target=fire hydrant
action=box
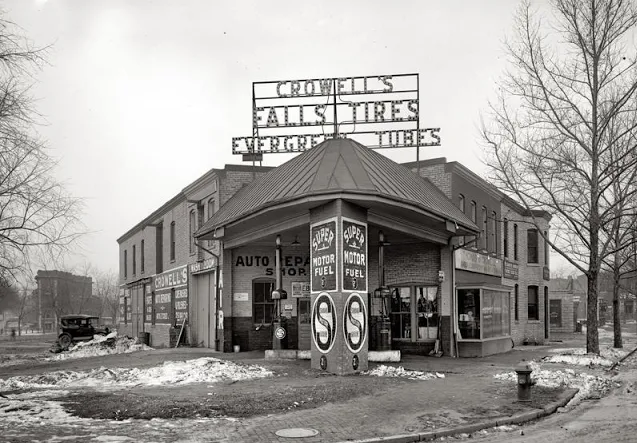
[515,363,534,402]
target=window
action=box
[514,284,519,321]
[458,195,465,245]
[490,211,497,254]
[124,250,128,278]
[170,221,176,261]
[513,224,518,260]
[253,279,276,324]
[481,206,488,250]
[189,209,196,254]
[458,287,511,340]
[170,288,176,326]
[390,285,439,341]
[544,231,549,265]
[503,218,509,258]
[141,240,145,274]
[151,291,156,325]
[132,244,136,275]
[527,229,539,263]
[208,198,216,220]
[528,285,539,320]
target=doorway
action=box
[298,298,311,350]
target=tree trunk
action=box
[586,269,600,354]
[613,268,623,348]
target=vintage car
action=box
[57,314,111,350]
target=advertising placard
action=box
[342,218,367,292]
[312,292,337,354]
[310,219,337,292]
[153,265,188,325]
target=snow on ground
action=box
[0,357,273,391]
[364,365,445,380]
[544,345,629,366]
[494,361,615,407]
[0,390,76,424]
[47,332,153,361]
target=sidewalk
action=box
[200,336,589,443]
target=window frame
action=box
[252,278,276,325]
[543,230,549,265]
[528,285,539,320]
[514,284,519,321]
[189,209,196,255]
[513,224,518,260]
[124,249,128,279]
[132,244,136,276]
[390,285,440,342]
[503,218,509,258]
[527,229,539,264]
[141,240,145,274]
[490,211,497,254]
[481,206,488,250]
[170,221,176,261]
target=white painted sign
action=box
[233,292,249,302]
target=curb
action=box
[608,345,637,372]
[339,388,579,443]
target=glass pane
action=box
[254,304,265,323]
[264,305,273,324]
[254,283,265,303]
[458,289,480,339]
[299,299,311,324]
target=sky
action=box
[5,0,570,275]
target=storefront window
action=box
[458,287,511,340]
[391,287,411,339]
[458,289,480,339]
[253,279,275,324]
[391,285,439,341]
[417,286,439,340]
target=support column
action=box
[310,200,369,375]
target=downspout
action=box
[450,240,458,358]
[194,239,221,350]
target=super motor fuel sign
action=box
[342,218,367,292]
[310,219,337,292]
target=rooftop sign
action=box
[232,73,440,156]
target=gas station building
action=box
[117,138,551,365]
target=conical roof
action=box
[197,138,477,236]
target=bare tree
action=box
[0,14,84,282]
[93,269,119,323]
[481,0,637,354]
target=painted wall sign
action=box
[174,288,188,323]
[503,260,519,280]
[232,73,441,155]
[312,292,337,354]
[310,219,337,292]
[454,249,502,277]
[154,265,188,290]
[145,293,153,323]
[291,282,311,298]
[342,219,367,292]
[343,293,367,354]
[233,292,249,302]
[234,255,309,276]
[189,257,217,274]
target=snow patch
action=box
[0,357,273,391]
[364,365,445,380]
[494,361,614,407]
[48,332,153,361]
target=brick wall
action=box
[501,202,551,345]
[409,163,451,197]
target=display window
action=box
[457,286,510,340]
[390,285,439,341]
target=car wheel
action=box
[58,333,73,350]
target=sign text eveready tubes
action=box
[232,73,441,154]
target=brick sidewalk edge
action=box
[340,388,579,443]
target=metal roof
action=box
[196,138,478,237]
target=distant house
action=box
[548,277,576,332]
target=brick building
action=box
[118,142,552,358]
[35,270,94,332]
[116,164,272,348]
[405,158,551,355]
